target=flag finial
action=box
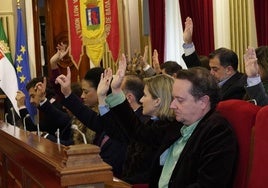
[17,0,21,8]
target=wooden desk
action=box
[0,94,6,120]
[0,123,129,187]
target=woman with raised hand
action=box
[97,54,177,184]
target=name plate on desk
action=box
[0,122,113,188]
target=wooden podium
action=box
[0,122,131,188]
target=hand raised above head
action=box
[111,54,127,93]
[16,90,26,108]
[55,66,72,97]
[97,68,113,99]
[183,17,193,44]
[152,49,161,74]
[35,77,47,100]
[50,42,70,70]
[244,47,259,78]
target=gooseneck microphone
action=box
[56,128,60,145]
[71,124,87,144]
[23,114,30,132]
[4,113,8,125]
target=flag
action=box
[14,7,36,120]
[66,0,83,69]
[0,20,19,115]
[104,0,120,62]
[80,0,106,66]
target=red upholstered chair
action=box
[248,105,268,188]
[217,99,261,188]
[132,184,149,188]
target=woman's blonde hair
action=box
[143,74,175,121]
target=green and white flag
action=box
[0,21,19,116]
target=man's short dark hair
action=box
[160,61,182,76]
[176,67,220,109]
[209,48,238,71]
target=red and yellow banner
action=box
[104,0,120,62]
[66,0,120,67]
[80,0,105,66]
[66,0,83,69]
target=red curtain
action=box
[179,0,214,56]
[254,0,268,46]
[148,0,165,64]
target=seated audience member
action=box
[182,17,246,100]
[160,61,182,77]
[65,82,96,144]
[49,42,70,101]
[16,77,73,145]
[121,74,150,123]
[140,46,182,77]
[55,67,127,177]
[97,59,176,184]
[199,55,210,70]
[244,46,268,106]
[99,57,238,187]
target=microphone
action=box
[10,107,16,133]
[56,128,60,145]
[34,111,40,137]
[23,114,30,132]
[4,113,8,125]
[71,124,87,144]
[10,107,16,125]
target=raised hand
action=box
[55,66,72,96]
[16,90,26,108]
[97,68,113,105]
[111,54,127,93]
[152,49,161,74]
[50,42,70,69]
[140,45,149,68]
[35,77,47,101]
[244,47,259,78]
[183,17,193,44]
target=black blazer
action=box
[182,52,246,101]
[19,100,73,145]
[62,93,127,177]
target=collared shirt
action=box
[247,75,261,87]
[158,120,199,188]
[182,42,196,56]
[218,77,230,87]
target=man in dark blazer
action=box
[182,17,246,101]
[16,77,73,145]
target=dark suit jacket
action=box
[220,72,247,101]
[19,100,73,145]
[62,93,127,177]
[182,52,247,101]
[108,100,238,188]
[246,82,268,106]
[101,104,164,184]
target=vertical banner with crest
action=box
[66,0,83,69]
[80,0,105,66]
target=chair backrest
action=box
[217,99,261,188]
[248,105,268,188]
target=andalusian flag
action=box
[0,21,20,116]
